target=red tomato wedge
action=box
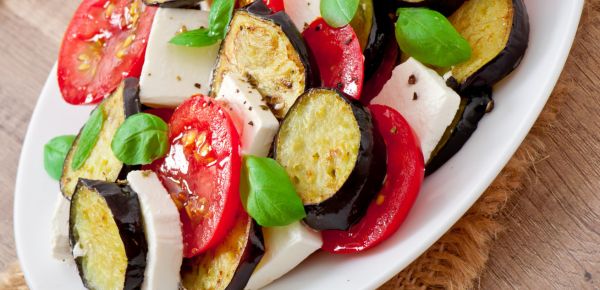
[152,95,242,257]
[58,0,157,105]
[322,105,424,253]
[302,18,364,99]
[263,0,284,12]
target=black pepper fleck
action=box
[248,121,254,126]
[194,83,202,89]
[412,92,418,100]
[236,89,240,93]
[249,106,253,111]
[408,74,417,85]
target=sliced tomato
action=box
[152,95,242,258]
[302,18,364,99]
[263,0,284,12]
[58,0,157,105]
[322,105,424,253]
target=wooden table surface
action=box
[1,0,599,289]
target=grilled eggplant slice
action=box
[181,215,265,290]
[448,0,529,91]
[395,0,466,15]
[69,179,147,290]
[274,88,386,230]
[363,0,394,80]
[60,79,141,199]
[210,0,316,119]
[142,0,201,8]
[427,87,493,174]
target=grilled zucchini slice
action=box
[210,0,316,119]
[274,88,386,230]
[449,0,529,91]
[69,179,147,290]
[182,215,265,290]
[60,78,141,199]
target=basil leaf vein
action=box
[241,156,306,227]
[321,0,360,28]
[111,113,169,165]
[44,135,76,180]
[71,106,104,170]
[395,8,471,67]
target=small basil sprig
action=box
[111,113,169,165]
[240,156,306,227]
[72,105,105,170]
[44,135,76,180]
[169,0,234,47]
[395,8,471,67]
[321,0,359,28]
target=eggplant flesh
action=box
[60,78,141,199]
[426,87,493,174]
[210,0,316,119]
[448,0,529,92]
[69,179,147,290]
[142,0,201,8]
[274,88,386,231]
[394,0,466,16]
[181,216,265,290]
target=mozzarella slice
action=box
[283,0,321,32]
[140,8,220,108]
[245,223,322,290]
[50,193,71,261]
[127,171,183,290]
[371,57,461,162]
[215,73,279,157]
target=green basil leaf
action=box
[111,113,169,165]
[44,135,76,180]
[169,28,221,47]
[71,106,104,170]
[240,156,306,227]
[209,0,235,37]
[395,8,471,67]
[321,0,360,28]
[168,0,234,47]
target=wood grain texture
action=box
[0,1,599,289]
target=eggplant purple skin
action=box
[118,78,143,180]
[275,89,387,231]
[240,0,320,90]
[451,0,530,92]
[69,179,148,290]
[426,87,493,175]
[225,220,265,290]
[363,0,394,81]
[394,0,466,16]
[142,0,201,8]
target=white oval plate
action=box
[14,1,583,289]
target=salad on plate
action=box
[42,0,529,289]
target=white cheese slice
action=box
[371,57,461,162]
[140,8,220,108]
[215,73,279,157]
[245,222,322,290]
[283,0,321,32]
[127,171,183,290]
[50,193,71,261]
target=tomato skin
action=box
[302,18,364,99]
[321,105,424,253]
[58,0,157,105]
[263,0,284,12]
[153,95,242,257]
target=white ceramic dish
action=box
[14,0,584,289]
